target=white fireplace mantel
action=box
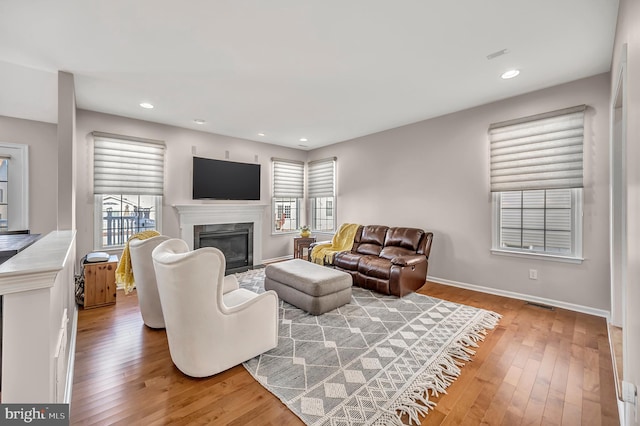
[173,204,267,265]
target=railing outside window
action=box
[97,194,160,249]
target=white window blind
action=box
[489,105,586,192]
[93,133,165,195]
[272,158,304,197]
[308,157,336,198]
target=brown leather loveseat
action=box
[333,225,433,297]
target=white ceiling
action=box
[0,1,619,150]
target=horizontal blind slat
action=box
[490,135,583,156]
[491,152,583,171]
[491,178,583,192]
[492,161,583,178]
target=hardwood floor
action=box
[71,282,619,425]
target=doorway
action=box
[610,44,627,411]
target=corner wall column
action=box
[57,71,76,231]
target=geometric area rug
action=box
[238,268,501,426]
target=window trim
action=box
[491,189,583,263]
[0,142,29,231]
[93,194,163,251]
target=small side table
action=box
[83,254,118,309]
[294,237,316,260]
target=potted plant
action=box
[299,225,311,237]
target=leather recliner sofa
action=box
[333,225,433,297]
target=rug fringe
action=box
[373,310,502,426]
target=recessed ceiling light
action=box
[193,119,206,124]
[139,102,154,109]
[501,69,520,79]
[258,133,265,136]
[299,138,308,142]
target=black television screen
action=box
[192,157,261,200]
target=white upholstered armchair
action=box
[130,235,243,329]
[129,235,171,328]
[151,238,279,377]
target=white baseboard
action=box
[427,275,610,320]
[262,255,293,264]
[64,307,78,404]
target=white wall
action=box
[74,110,307,262]
[611,0,640,423]
[0,115,58,234]
[310,73,611,313]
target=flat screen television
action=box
[192,157,261,200]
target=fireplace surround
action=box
[174,204,266,270]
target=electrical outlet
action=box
[623,381,637,403]
[622,381,638,421]
[529,269,538,280]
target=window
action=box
[93,133,165,250]
[310,197,334,232]
[490,106,585,260]
[273,198,299,231]
[308,157,336,232]
[272,159,303,233]
[0,158,8,231]
[0,142,28,231]
[97,195,160,247]
[496,189,581,256]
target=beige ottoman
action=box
[264,259,352,315]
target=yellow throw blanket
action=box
[115,230,161,294]
[310,223,360,265]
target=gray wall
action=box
[57,71,77,230]
[611,0,640,423]
[74,109,307,263]
[2,73,613,316]
[310,73,611,313]
[0,115,58,234]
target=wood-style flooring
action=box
[71,281,619,425]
